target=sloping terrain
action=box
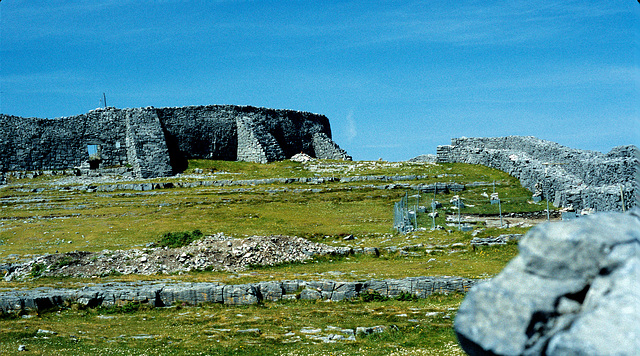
[0,159,549,355]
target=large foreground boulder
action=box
[455,209,640,355]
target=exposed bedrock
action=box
[0,105,351,178]
[454,209,640,355]
[437,136,638,212]
[0,276,477,314]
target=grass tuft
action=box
[158,229,203,248]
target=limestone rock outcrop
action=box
[0,105,351,178]
[454,209,640,355]
[0,276,477,314]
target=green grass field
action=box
[0,160,550,355]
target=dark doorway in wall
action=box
[87,144,101,169]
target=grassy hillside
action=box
[0,159,550,355]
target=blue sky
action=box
[1,0,638,161]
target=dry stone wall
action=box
[0,105,351,178]
[0,108,129,172]
[124,109,173,178]
[236,116,286,163]
[437,136,638,212]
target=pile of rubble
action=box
[3,234,351,281]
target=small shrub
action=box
[29,263,46,278]
[158,229,203,248]
[395,292,419,302]
[360,290,389,302]
[54,255,77,268]
[99,301,146,314]
[101,269,122,277]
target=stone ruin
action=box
[437,136,638,212]
[0,105,351,179]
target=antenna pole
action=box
[103,93,107,108]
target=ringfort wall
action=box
[437,136,639,212]
[0,105,351,178]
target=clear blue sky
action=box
[1,1,638,161]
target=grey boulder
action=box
[454,209,640,355]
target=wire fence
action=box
[392,185,546,234]
[393,192,414,234]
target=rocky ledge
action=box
[454,209,640,355]
[0,276,477,315]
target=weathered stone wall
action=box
[124,108,173,178]
[312,132,351,161]
[437,136,639,212]
[155,106,238,171]
[236,115,286,163]
[0,108,129,172]
[0,105,351,178]
[155,105,350,164]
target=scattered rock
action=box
[236,328,261,334]
[37,329,57,335]
[469,234,523,246]
[407,154,437,163]
[3,233,352,280]
[300,328,322,334]
[290,153,315,163]
[356,325,389,336]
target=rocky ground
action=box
[3,234,351,280]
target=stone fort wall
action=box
[437,136,639,212]
[0,105,351,178]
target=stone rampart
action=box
[124,109,173,178]
[0,105,351,178]
[0,109,129,173]
[0,276,476,314]
[437,136,638,212]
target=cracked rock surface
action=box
[454,209,640,355]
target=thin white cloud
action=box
[307,0,631,49]
[3,0,631,56]
[0,70,92,94]
[346,110,357,142]
[481,65,640,91]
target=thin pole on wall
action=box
[103,93,107,108]
[415,193,419,229]
[431,199,436,230]
[458,197,461,230]
[541,162,567,222]
[546,192,550,222]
